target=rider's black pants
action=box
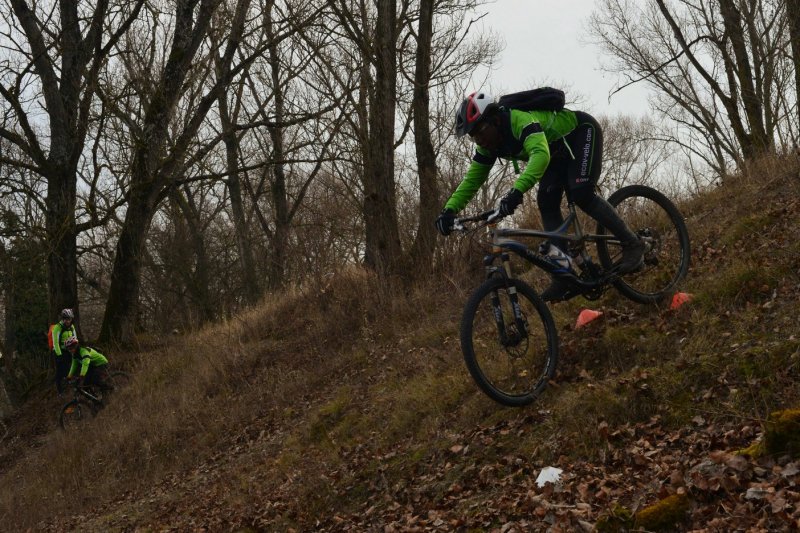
[53,352,70,394]
[537,111,637,250]
[537,111,602,235]
[84,365,111,390]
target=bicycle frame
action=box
[459,201,623,297]
[73,384,103,405]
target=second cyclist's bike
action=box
[59,369,131,430]
[456,185,690,406]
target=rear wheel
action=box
[102,371,131,404]
[59,398,97,431]
[460,277,559,406]
[596,185,691,304]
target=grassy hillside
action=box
[2,155,800,531]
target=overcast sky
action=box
[469,0,652,117]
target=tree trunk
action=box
[363,0,402,276]
[6,0,145,326]
[409,0,438,271]
[266,4,289,289]
[10,0,91,324]
[170,187,215,323]
[787,0,800,137]
[45,167,79,323]
[1,242,13,373]
[219,86,261,303]
[99,62,179,342]
[717,0,772,156]
[99,181,161,342]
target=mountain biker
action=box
[51,308,78,394]
[65,337,110,391]
[435,91,645,301]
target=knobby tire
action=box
[461,277,558,407]
[596,185,691,304]
[59,398,97,431]
[103,371,131,403]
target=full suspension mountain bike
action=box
[456,184,690,407]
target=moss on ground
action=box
[634,493,691,531]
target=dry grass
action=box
[0,266,486,529]
[1,155,800,531]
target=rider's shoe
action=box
[541,277,571,302]
[616,238,645,273]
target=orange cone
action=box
[575,309,603,328]
[670,292,693,310]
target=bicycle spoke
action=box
[597,185,690,303]
[473,292,546,394]
[60,399,94,431]
[462,278,558,406]
[103,371,131,404]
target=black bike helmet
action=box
[454,91,498,137]
[61,308,74,320]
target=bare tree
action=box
[787,0,800,132]
[590,0,793,175]
[99,0,254,342]
[216,41,262,304]
[658,0,771,157]
[326,0,500,276]
[402,0,500,270]
[212,0,340,299]
[0,0,144,323]
[407,0,438,270]
[367,0,403,275]
[167,185,219,323]
[262,1,301,288]
[327,0,403,277]
[225,1,347,290]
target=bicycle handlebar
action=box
[453,208,504,231]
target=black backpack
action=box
[497,87,565,112]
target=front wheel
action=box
[59,398,97,431]
[596,185,691,304]
[460,277,559,407]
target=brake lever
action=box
[486,208,503,224]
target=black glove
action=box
[499,188,523,216]
[435,209,456,236]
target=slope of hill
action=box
[2,156,800,531]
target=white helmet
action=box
[454,91,498,137]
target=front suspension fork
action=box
[486,251,528,346]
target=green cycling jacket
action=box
[444,108,578,213]
[51,321,78,357]
[68,347,109,378]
